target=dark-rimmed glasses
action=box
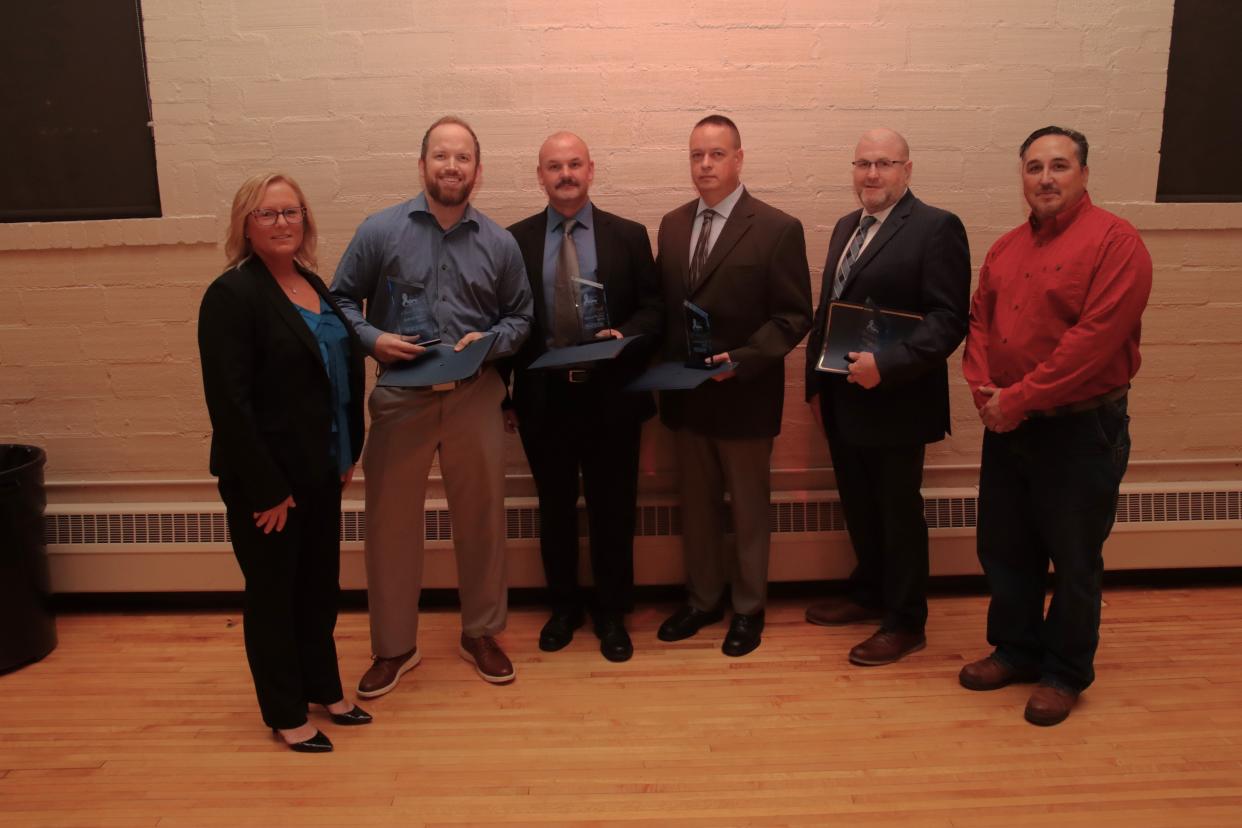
[250,207,306,226]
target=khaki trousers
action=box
[674,430,774,615]
[362,370,508,657]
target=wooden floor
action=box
[2,587,1241,827]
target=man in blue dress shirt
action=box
[331,116,534,694]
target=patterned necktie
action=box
[552,218,582,346]
[688,208,717,290]
[832,214,878,299]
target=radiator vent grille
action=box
[43,489,1241,546]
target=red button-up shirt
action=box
[963,193,1152,421]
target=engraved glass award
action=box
[386,278,441,346]
[683,300,714,369]
[573,274,610,341]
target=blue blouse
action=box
[297,299,353,475]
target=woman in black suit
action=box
[198,173,370,752]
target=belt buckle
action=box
[430,381,456,392]
[567,368,590,384]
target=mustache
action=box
[555,177,579,188]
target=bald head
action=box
[852,128,912,214]
[537,131,594,217]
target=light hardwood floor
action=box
[2,587,1240,827]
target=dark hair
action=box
[693,114,742,148]
[420,115,481,162]
[1020,126,1088,166]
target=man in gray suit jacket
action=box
[804,128,971,666]
[655,115,813,657]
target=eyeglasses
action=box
[250,207,306,226]
[851,159,908,171]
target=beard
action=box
[425,171,476,207]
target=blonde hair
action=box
[224,173,319,271]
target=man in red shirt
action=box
[961,126,1152,726]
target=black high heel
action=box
[272,727,334,753]
[328,704,373,726]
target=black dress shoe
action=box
[272,728,333,753]
[328,704,373,726]
[722,611,765,657]
[594,615,634,663]
[657,605,724,642]
[539,608,585,652]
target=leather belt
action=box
[409,369,483,393]
[1027,385,1128,419]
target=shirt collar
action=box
[409,192,479,231]
[547,200,593,234]
[1029,191,1092,239]
[696,183,745,220]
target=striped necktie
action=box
[832,214,878,299]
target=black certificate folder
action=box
[377,332,497,388]
[816,301,924,374]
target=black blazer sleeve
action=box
[198,275,291,511]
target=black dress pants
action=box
[518,376,642,616]
[220,476,345,730]
[823,408,929,633]
[976,396,1130,693]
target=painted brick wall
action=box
[2,0,1237,493]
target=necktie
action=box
[832,214,878,299]
[688,208,717,290]
[553,218,581,346]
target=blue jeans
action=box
[976,396,1130,692]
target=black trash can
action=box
[0,445,57,672]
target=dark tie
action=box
[688,208,717,290]
[552,218,582,346]
[832,214,878,299]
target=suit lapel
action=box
[839,190,915,299]
[253,258,324,368]
[690,191,753,297]
[520,212,551,334]
[667,202,695,298]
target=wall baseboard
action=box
[43,483,1242,592]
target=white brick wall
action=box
[2,0,1237,489]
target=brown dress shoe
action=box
[1024,684,1079,726]
[848,628,926,666]
[958,654,1041,691]
[805,598,881,627]
[459,634,516,684]
[357,648,420,699]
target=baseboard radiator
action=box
[43,488,1242,592]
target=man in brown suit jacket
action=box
[654,115,813,657]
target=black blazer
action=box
[504,205,663,425]
[198,257,366,511]
[656,189,813,439]
[805,189,971,447]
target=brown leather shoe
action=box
[805,597,881,627]
[1024,684,1079,726]
[958,654,1041,691]
[848,628,926,666]
[459,634,516,684]
[357,647,420,699]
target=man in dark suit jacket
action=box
[654,115,812,657]
[804,128,971,666]
[505,131,662,662]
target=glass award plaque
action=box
[683,299,714,369]
[573,276,610,341]
[386,278,441,346]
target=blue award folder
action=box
[377,332,497,388]
[527,335,645,371]
[624,360,738,392]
